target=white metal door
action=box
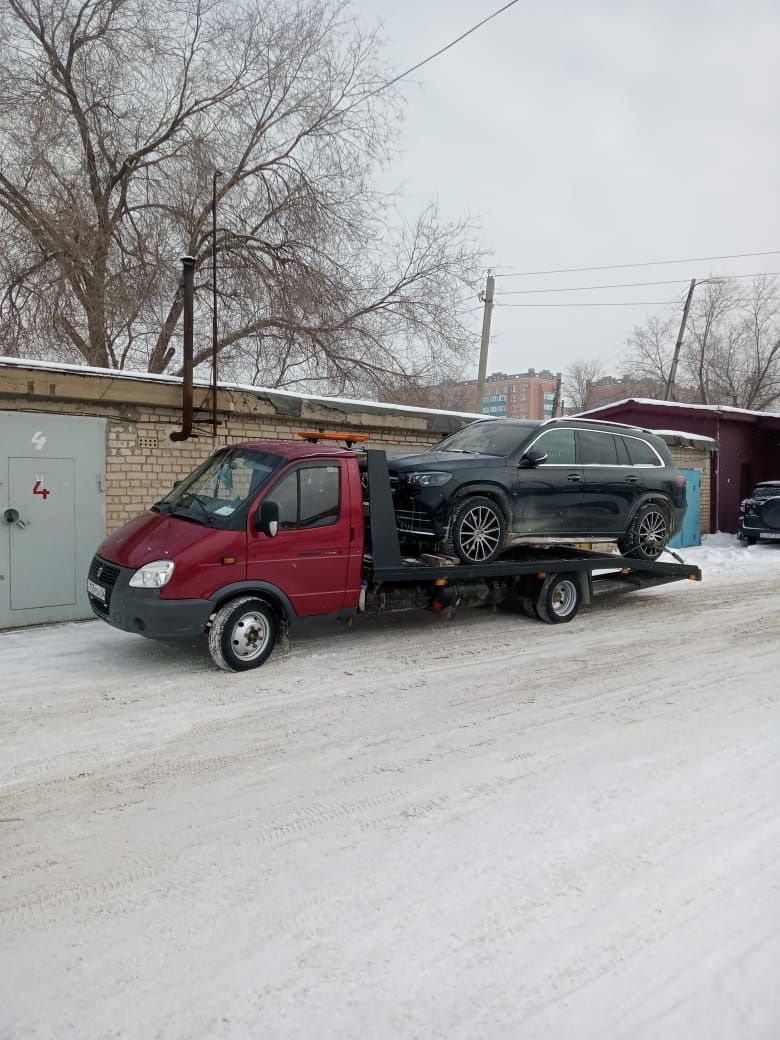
[8,458,76,609]
[0,411,105,628]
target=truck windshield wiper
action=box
[177,495,217,526]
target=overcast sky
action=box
[360,0,780,379]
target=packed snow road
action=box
[1,539,779,1039]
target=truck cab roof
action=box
[234,440,356,460]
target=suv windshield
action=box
[432,421,539,456]
[154,448,282,526]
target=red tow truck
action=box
[88,437,702,671]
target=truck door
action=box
[247,459,351,616]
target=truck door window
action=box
[270,464,341,530]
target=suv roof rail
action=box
[543,415,648,434]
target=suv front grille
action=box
[394,505,436,536]
[88,555,120,616]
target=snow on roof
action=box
[652,429,718,449]
[579,397,780,421]
[0,355,485,422]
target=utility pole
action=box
[552,371,562,417]
[474,270,494,413]
[665,278,696,401]
[211,169,223,442]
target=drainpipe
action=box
[170,255,196,442]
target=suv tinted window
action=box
[624,436,662,467]
[271,464,341,529]
[578,429,618,465]
[535,429,576,465]
[615,436,632,465]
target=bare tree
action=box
[681,280,742,403]
[0,0,483,393]
[620,277,780,408]
[708,276,780,409]
[562,357,604,411]
[622,314,677,397]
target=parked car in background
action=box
[737,481,780,544]
[382,417,687,564]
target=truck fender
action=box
[208,581,299,625]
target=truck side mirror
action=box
[256,499,280,537]
[519,448,548,468]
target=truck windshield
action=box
[153,448,283,526]
[432,420,539,456]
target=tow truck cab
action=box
[88,441,366,641]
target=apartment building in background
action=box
[479,369,560,420]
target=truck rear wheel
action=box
[535,573,581,624]
[208,596,278,672]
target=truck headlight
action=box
[129,560,175,588]
[408,471,453,487]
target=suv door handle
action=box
[567,473,582,483]
[626,476,639,484]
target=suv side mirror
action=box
[519,448,548,468]
[256,499,280,537]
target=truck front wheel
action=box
[208,596,278,672]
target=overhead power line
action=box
[494,270,780,296]
[348,0,521,111]
[495,297,775,308]
[493,250,780,279]
[495,301,674,308]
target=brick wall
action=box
[0,364,472,532]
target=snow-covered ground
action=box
[1,536,779,1039]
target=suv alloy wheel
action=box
[618,502,669,560]
[445,496,506,564]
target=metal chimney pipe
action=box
[170,255,196,442]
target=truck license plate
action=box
[760,532,780,540]
[87,579,106,602]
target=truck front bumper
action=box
[89,559,213,639]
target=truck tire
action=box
[444,496,506,564]
[617,502,668,561]
[535,573,581,624]
[208,596,278,672]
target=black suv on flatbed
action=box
[383,417,687,564]
[738,481,780,544]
